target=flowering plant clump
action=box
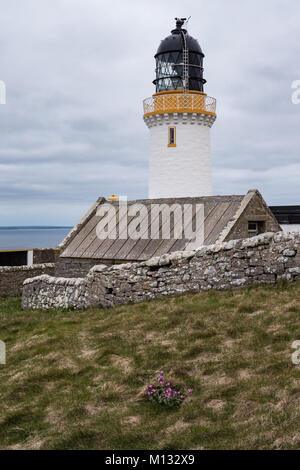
[145,371,193,408]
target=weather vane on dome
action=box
[175,18,186,29]
[175,17,191,30]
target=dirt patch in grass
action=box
[233,401,258,420]
[205,399,226,410]
[84,404,104,416]
[110,355,132,373]
[122,416,141,426]
[238,370,252,380]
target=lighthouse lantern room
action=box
[143,18,217,199]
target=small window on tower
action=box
[168,127,176,147]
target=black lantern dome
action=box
[153,18,206,93]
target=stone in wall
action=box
[22,232,300,310]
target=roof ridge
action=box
[58,197,105,252]
[215,190,257,244]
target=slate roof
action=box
[58,193,256,262]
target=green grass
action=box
[0,281,299,450]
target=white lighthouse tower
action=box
[143,18,217,199]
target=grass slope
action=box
[0,281,299,450]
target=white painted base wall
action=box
[281,224,300,232]
[27,250,33,266]
[146,114,214,199]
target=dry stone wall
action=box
[0,264,55,298]
[22,232,300,310]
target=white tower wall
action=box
[145,112,216,199]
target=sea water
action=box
[0,227,72,251]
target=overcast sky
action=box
[0,0,299,226]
